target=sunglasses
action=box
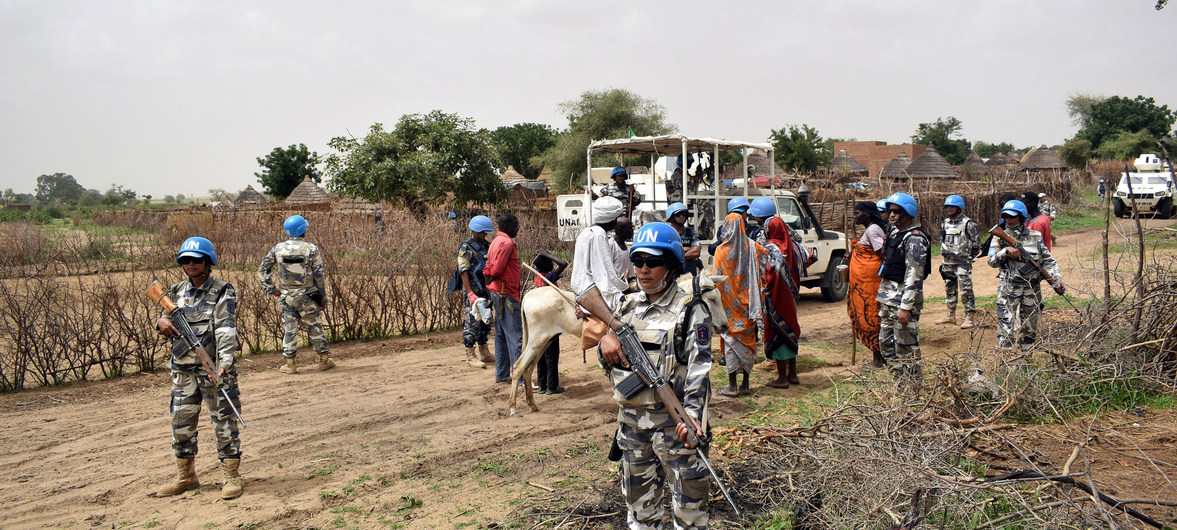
[178,256,205,265]
[887,208,904,216]
[631,256,666,269]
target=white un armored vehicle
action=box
[1112,153,1176,218]
[556,135,849,302]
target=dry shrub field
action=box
[0,206,569,391]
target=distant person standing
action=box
[935,195,981,329]
[1022,192,1053,252]
[484,213,523,383]
[877,193,930,393]
[713,212,769,397]
[259,215,333,374]
[532,251,568,394]
[665,202,703,276]
[988,200,1065,350]
[1038,192,1057,220]
[447,215,496,368]
[1098,179,1106,205]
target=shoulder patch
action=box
[694,324,711,347]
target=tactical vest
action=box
[880,228,931,283]
[169,278,230,368]
[607,290,694,408]
[941,216,973,258]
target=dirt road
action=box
[1,217,1172,528]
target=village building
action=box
[985,152,1009,166]
[828,149,868,178]
[833,141,927,179]
[901,145,958,180]
[878,152,913,181]
[284,175,336,204]
[235,185,267,206]
[1019,145,1066,172]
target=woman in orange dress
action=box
[848,201,889,369]
[713,212,769,396]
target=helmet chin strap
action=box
[186,265,209,282]
[640,267,672,295]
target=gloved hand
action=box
[467,291,479,304]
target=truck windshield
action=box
[779,198,804,230]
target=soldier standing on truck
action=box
[259,215,334,374]
[935,195,981,329]
[155,237,244,500]
[877,193,930,393]
[592,166,643,217]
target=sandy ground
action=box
[1,216,1175,529]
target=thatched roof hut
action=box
[285,176,336,204]
[878,152,913,180]
[1005,151,1021,163]
[985,152,1008,166]
[1019,145,1066,171]
[336,195,379,214]
[962,151,986,168]
[829,149,868,176]
[500,165,528,185]
[904,146,958,179]
[236,185,267,206]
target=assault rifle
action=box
[988,225,1083,316]
[145,281,247,428]
[577,286,740,517]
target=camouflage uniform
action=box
[876,224,929,388]
[939,214,981,314]
[600,182,643,213]
[608,285,713,529]
[987,225,1060,349]
[1040,201,1058,219]
[456,237,491,348]
[162,276,241,460]
[258,236,329,359]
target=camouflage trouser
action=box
[281,295,328,358]
[170,369,241,460]
[996,280,1042,349]
[617,407,709,530]
[940,258,975,313]
[879,304,922,388]
[462,296,490,348]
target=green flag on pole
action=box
[628,127,635,138]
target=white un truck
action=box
[556,135,849,302]
[1112,153,1176,218]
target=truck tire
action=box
[820,253,848,302]
[1113,198,1126,218]
[1156,198,1173,219]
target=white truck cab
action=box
[556,135,848,302]
[1113,153,1176,218]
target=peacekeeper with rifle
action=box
[154,237,244,500]
[594,222,723,529]
[987,200,1065,350]
[259,215,333,374]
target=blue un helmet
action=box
[727,197,751,213]
[611,166,628,180]
[665,202,689,219]
[1001,200,1030,220]
[884,192,918,218]
[468,215,494,234]
[284,215,308,237]
[944,194,965,210]
[176,237,217,266]
[749,196,777,218]
[876,199,887,213]
[630,222,685,262]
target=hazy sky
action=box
[1,1,1173,198]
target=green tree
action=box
[326,110,506,207]
[164,195,176,204]
[256,143,321,199]
[973,141,1017,158]
[1079,95,1175,152]
[1058,137,1092,169]
[770,124,824,173]
[176,193,186,203]
[102,185,138,206]
[911,117,972,165]
[1066,93,1106,128]
[491,123,557,180]
[533,89,675,193]
[34,173,85,205]
[1093,130,1158,160]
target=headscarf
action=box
[763,216,801,355]
[592,196,624,224]
[713,213,769,360]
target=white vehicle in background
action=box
[556,135,849,302]
[1112,153,1176,218]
